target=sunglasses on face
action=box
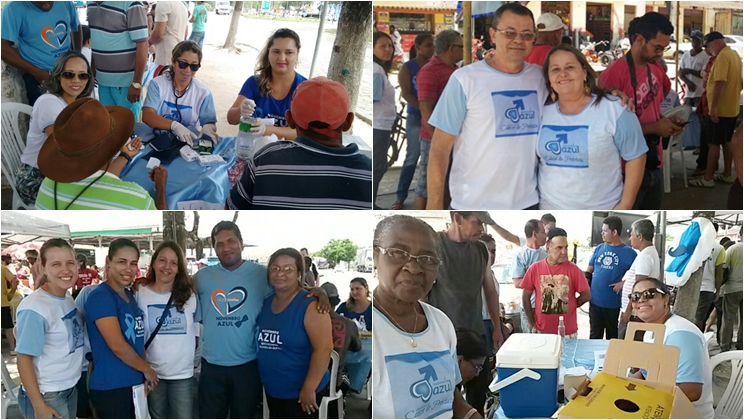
[495,28,536,41]
[376,246,441,271]
[60,72,91,81]
[629,287,667,303]
[176,60,201,72]
[269,265,297,274]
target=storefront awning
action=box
[374,1,458,13]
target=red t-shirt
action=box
[76,268,99,289]
[525,44,553,66]
[417,55,457,140]
[599,57,671,168]
[521,259,590,335]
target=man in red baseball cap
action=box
[227,77,372,210]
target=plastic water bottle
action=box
[235,116,258,159]
[558,315,566,353]
[358,315,367,331]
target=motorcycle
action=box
[599,44,625,67]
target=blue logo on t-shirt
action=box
[492,90,540,138]
[386,351,456,419]
[597,251,620,270]
[147,304,188,335]
[41,21,69,48]
[123,313,145,344]
[61,308,84,354]
[539,125,589,168]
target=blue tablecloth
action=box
[346,336,371,392]
[493,339,610,419]
[120,124,237,209]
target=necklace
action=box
[374,294,419,348]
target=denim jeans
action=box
[395,112,422,201]
[189,31,205,49]
[147,377,194,419]
[19,386,77,419]
[632,168,663,210]
[373,129,392,206]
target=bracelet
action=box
[119,154,132,164]
[464,408,478,419]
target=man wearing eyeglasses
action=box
[87,1,149,121]
[599,12,682,210]
[427,3,547,210]
[426,211,504,416]
[619,219,660,339]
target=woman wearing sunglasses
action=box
[142,40,218,146]
[256,248,332,418]
[372,215,481,419]
[16,51,94,206]
[630,279,714,418]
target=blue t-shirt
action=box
[589,243,637,308]
[336,301,372,331]
[1,1,79,71]
[404,59,422,116]
[257,289,330,399]
[237,73,307,127]
[85,282,146,391]
[195,261,272,366]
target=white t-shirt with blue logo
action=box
[373,302,461,419]
[429,60,548,209]
[195,261,272,366]
[15,289,84,393]
[143,75,217,133]
[136,285,201,380]
[537,96,647,209]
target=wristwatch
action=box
[131,82,142,89]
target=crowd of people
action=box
[373,3,743,210]
[372,211,742,419]
[2,222,374,419]
[2,1,371,211]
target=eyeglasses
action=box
[176,60,201,72]
[629,287,667,303]
[646,41,671,53]
[451,44,464,49]
[494,28,536,41]
[468,360,484,374]
[375,246,440,270]
[60,72,91,81]
[269,266,298,274]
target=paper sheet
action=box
[132,384,150,419]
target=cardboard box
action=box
[556,322,701,419]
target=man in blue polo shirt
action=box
[1,1,81,105]
[227,76,372,210]
[587,216,637,339]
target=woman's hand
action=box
[298,385,318,416]
[171,121,197,146]
[32,402,61,419]
[121,137,142,158]
[199,123,219,143]
[240,98,256,116]
[249,122,267,136]
[143,365,159,390]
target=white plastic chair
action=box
[663,133,688,193]
[262,350,343,419]
[1,102,34,209]
[2,357,20,419]
[709,350,743,419]
[704,331,715,347]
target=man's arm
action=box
[521,288,535,330]
[128,40,148,103]
[0,40,50,82]
[426,128,455,209]
[489,223,521,247]
[482,265,504,349]
[576,290,591,308]
[73,24,83,51]
[149,21,167,44]
[419,99,435,138]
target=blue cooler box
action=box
[490,334,561,418]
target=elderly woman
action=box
[142,40,218,146]
[372,215,481,419]
[538,45,648,210]
[16,51,95,205]
[135,241,199,419]
[630,278,714,418]
[257,248,332,419]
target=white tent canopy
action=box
[1,211,71,246]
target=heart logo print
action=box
[211,286,247,316]
[40,21,69,49]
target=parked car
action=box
[723,35,744,58]
[215,1,233,15]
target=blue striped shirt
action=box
[227,137,372,210]
[87,1,149,88]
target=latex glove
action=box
[240,98,256,117]
[171,121,197,146]
[249,122,267,136]
[199,123,219,143]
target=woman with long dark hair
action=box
[372,31,396,209]
[336,277,371,331]
[135,241,199,419]
[227,28,306,140]
[142,40,218,146]
[17,51,95,205]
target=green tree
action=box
[318,239,358,264]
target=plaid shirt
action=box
[417,56,457,140]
